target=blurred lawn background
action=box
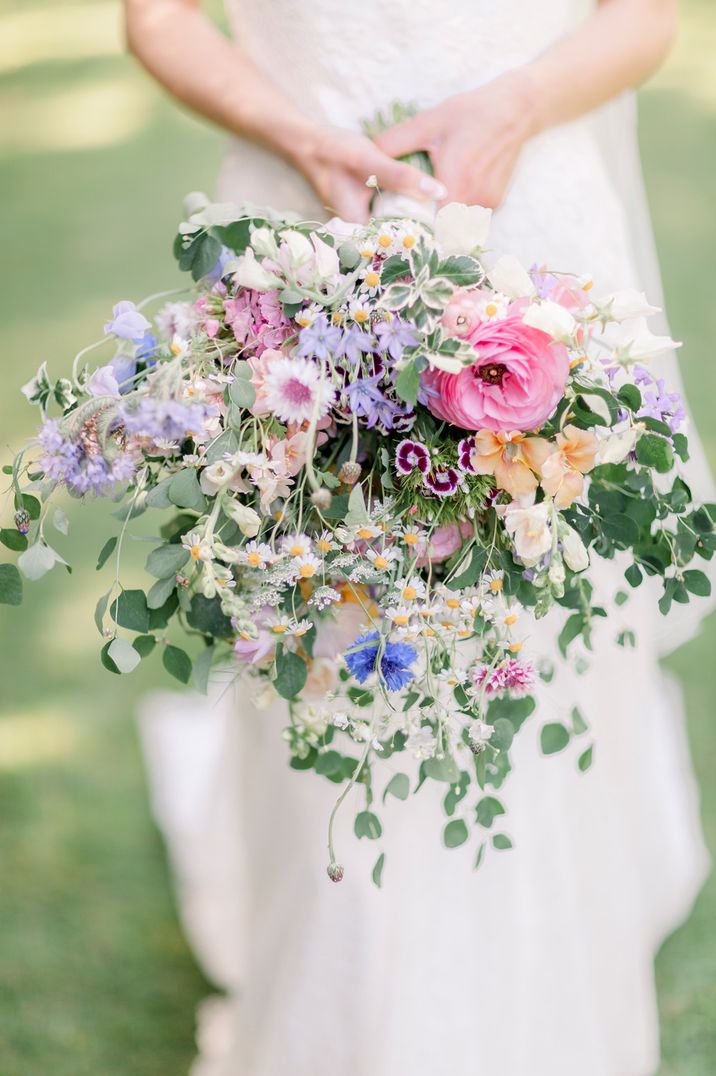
[0,1,715,1072]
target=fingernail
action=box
[419,176,447,199]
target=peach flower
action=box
[472,430,551,498]
[540,424,598,508]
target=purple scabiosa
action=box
[296,315,343,361]
[395,439,430,476]
[344,630,417,691]
[424,466,461,497]
[38,418,137,495]
[374,318,418,362]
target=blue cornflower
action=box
[134,331,159,365]
[296,315,343,361]
[337,324,376,364]
[374,318,418,362]
[344,631,417,692]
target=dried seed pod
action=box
[327,862,345,883]
[311,488,332,511]
[339,461,362,486]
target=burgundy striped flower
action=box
[457,436,476,472]
[424,466,460,497]
[395,439,430,476]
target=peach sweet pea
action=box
[472,430,551,498]
[540,424,598,508]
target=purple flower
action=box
[38,418,137,495]
[337,325,376,364]
[296,315,343,361]
[424,467,461,497]
[344,374,388,426]
[395,438,430,476]
[344,631,417,691]
[104,300,151,341]
[119,398,217,442]
[86,365,121,398]
[374,318,418,362]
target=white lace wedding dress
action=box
[138,2,713,1073]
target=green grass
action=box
[0,2,715,1072]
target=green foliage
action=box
[162,645,192,684]
[540,722,571,756]
[443,819,469,848]
[0,564,23,606]
[273,649,307,700]
[354,811,382,840]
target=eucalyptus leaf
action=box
[162,644,193,684]
[146,544,190,579]
[0,563,23,606]
[108,636,141,674]
[443,819,468,849]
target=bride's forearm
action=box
[523,0,677,134]
[123,0,314,168]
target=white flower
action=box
[280,229,314,268]
[468,720,495,749]
[200,460,234,495]
[233,247,282,291]
[561,526,590,572]
[86,365,120,398]
[282,534,313,558]
[598,427,637,465]
[262,356,333,425]
[223,498,262,537]
[182,530,213,563]
[522,300,577,342]
[503,502,552,565]
[434,202,492,254]
[250,226,279,259]
[487,254,535,298]
[238,541,274,569]
[595,288,661,322]
[613,317,680,362]
[310,234,340,283]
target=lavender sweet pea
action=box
[104,300,152,341]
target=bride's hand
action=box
[374,71,537,210]
[294,126,447,222]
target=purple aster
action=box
[296,315,343,361]
[336,325,376,364]
[424,467,461,497]
[395,439,430,476]
[104,300,151,341]
[374,318,418,362]
[344,631,417,691]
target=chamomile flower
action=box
[400,525,425,552]
[293,553,321,580]
[315,531,337,555]
[213,566,236,589]
[385,605,415,629]
[265,613,293,635]
[287,618,312,637]
[395,577,427,604]
[481,569,505,596]
[238,541,275,569]
[374,226,397,256]
[182,530,213,563]
[294,302,323,329]
[365,546,401,572]
[357,238,377,260]
[358,264,382,297]
[348,299,372,326]
[282,534,313,559]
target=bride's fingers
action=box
[373,111,438,160]
[363,148,446,201]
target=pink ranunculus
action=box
[416,520,473,566]
[424,315,569,432]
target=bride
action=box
[123,1,711,1073]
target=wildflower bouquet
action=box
[3,192,714,880]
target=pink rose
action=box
[423,315,569,432]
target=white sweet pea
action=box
[613,317,681,362]
[223,499,262,538]
[598,427,638,465]
[434,202,492,255]
[280,229,314,268]
[233,247,282,291]
[487,254,535,299]
[561,527,590,572]
[200,460,234,495]
[503,502,552,565]
[250,226,280,259]
[522,300,577,342]
[310,234,340,282]
[595,288,661,322]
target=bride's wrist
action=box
[465,68,541,141]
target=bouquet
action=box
[3,189,714,882]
